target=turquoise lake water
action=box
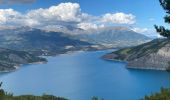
[0,50,170,100]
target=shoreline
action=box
[102,54,168,71]
[127,66,166,71]
[102,57,127,63]
[29,61,47,65]
[0,61,47,73]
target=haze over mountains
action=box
[0,26,93,55]
[70,26,151,48]
[0,25,151,52]
[44,25,151,47]
[0,24,152,71]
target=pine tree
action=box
[92,96,98,100]
[155,0,170,38]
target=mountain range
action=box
[0,26,94,56]
[0,26,151,55]
[0,26,152,71]
[69,26,151,48]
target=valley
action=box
[0,26,150,72]
[0,0,169,100]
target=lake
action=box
[0,50,170,100]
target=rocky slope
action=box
[103,38,170,70]
[69,26,151,48]
[45,25,151,48]
[0,48,46,72]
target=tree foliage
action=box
[0,82,67,100]
[155,0,170,38]
[139,87,170,100]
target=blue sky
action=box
[0,0,167,36]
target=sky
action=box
[0,0,167,37]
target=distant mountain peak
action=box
[98,26,131,31]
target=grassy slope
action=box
[112,39,168,61]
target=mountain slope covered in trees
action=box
[0,26,94,56]
[0,48,46,72]
[0,83,67,100]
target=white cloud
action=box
[0,9,21,24]
[149,18,155,21]
[77,22,105,30]
[132,27,161,38]
[0,8,40,27]
[77,22,98,30]
[0,2,90,27]
[27,2,89,23]
[101,12,136,24]
[132,27,150,33]
[0,2,137,31]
